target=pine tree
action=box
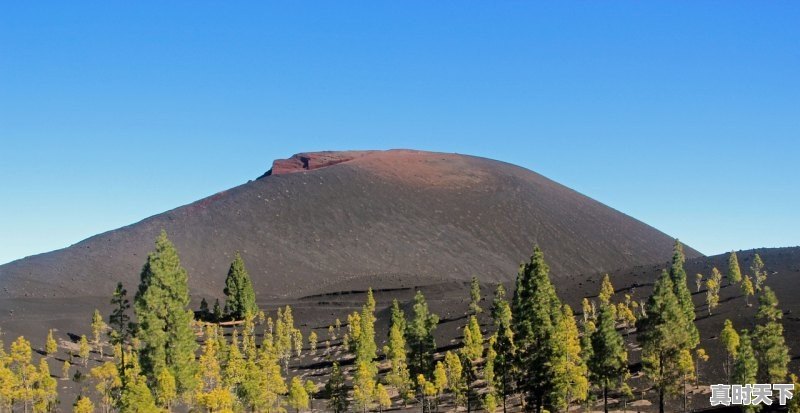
[306,331,317,355]
[705,277,720,315]
[223,252,259,320]
[788,374,800,413]
[288,376,309,413]
[433,361,448,403]
[695,348,709,383]
[73,395,95,413]
[92,309,107,359]
[376,383,391,413]
[275,307,294,372]
[89,361,120,413]
[154,368,177,412]
[598,274,614,305]
[118,365,158,413]
[751,253,767,292]
[491,284,512,328]
[199,298,210,321]
[581,298,593,324]
[195,325,234,413]
[304,380,316,412]
[492,320,515,413]
[325,362,348,413]
[733,330,758,413]
[134,231,198,396]
[108,282,134,380]
[720,319,740,382]
[485,393,498,413]
[61,360,70,381]
[669,240,699,349]
[356,289,377,369]
[728,251,742,285]
[753,287,790,383]
[45,329,58,357]
[677,349,695,413]
[353,361,376,413]
[34,357,58,412]
[469,276,482,315]
[742,275,755,306]
[706,268,722,315]
[510,246,563,412]
[485,335,497,393]
[637,270,693,413]
[9,336,37,413]
[460,352,479,413]
[417,374,437,413]
[589,303,628,413]
[224,331,246,390]
[292,328,303,358]
[212,299,223,322]
[0,340,14,412]
[79,335,91,367]
[553,304,589,412]
[406,291,439,378]
[239,338,286,412]
[385,300,412,402]
[461,316,483,362]
[444,351,464,407]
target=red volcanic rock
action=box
[267,151,374,176]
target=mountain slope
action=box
[0,149,699,303]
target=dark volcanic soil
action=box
[0,149,696,340]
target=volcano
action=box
[0,149,700,339]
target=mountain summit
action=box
[0,149,699,302]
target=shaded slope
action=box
[0,149,699,304]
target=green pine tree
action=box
[753,287,789,383]
[224,252,259,319]
[510,246,564,413]
[733,330,758,413]
[406,291,439,378]
[134,230,198,396]
[325,362,348,413]
[491,284,512,329]
[669,240,699,349]
[589,303,628,413]
[637,270,693,413]
[492,317,515,413]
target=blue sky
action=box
[1,2,798,264]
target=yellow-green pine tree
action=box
[598,274,614,305]
[553,304,589,412]
[45,330,58,357]
[375,383,391,413]
[79,335,90,367]
[155,368,177,411]
[89,361,120,413]
[91,309,107,359]
[73,395,95,413]
[287,376,309,413]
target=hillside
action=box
[0,150,696,311]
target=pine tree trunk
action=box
[603,381,609,413]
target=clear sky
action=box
[1,2,798,265]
